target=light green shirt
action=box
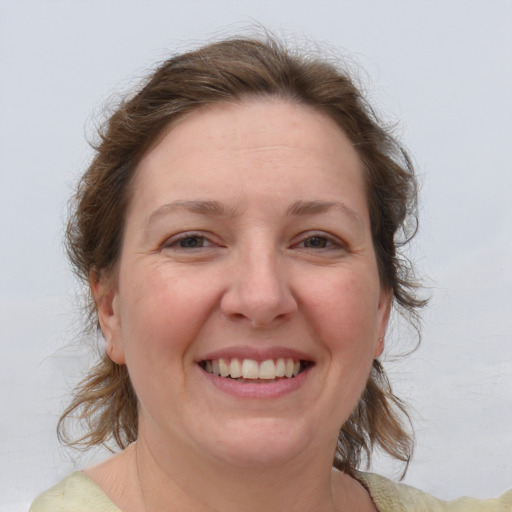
[30,471,512,512]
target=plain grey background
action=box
[1,1,511,510]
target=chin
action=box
[199,417,316,468]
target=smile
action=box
[199,358,310,381]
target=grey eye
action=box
[303,236,329,248]
[178,236,205,248]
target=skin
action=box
[89,99,391,512]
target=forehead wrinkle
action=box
[225,144,338,162]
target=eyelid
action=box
[292,231,348,250]
[161,231,218,249]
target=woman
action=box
[30,36,511,511]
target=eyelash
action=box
[162,232,214,250]
[294,233,345,251]
[161,231,346,252]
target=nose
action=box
[220,245,298,328]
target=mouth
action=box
[198,357,312,382]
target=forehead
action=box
[143,98,360,165]
[130,99,366,216]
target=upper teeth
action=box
[204,358,302,379]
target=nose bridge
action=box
[221,235,297,326]
[245,242,284,301]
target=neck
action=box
[131,430,346,512]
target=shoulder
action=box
[30,472,120,512]
[355,471,512,512]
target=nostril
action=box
[225,310,295,329]
[229,312,248,321]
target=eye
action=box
[295,233,341,250]
[291,231,349,257]
[162,233,214,250]
[176,235,207,248]
[301,236,332,249]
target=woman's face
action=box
[98,99,391,468]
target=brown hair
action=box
[59,35,426,475]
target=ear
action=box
[374,287,392,358]
[90,270,126,365]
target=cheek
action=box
[303,272,381,361]
[117,265,220,365]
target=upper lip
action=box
[196,346,315,363]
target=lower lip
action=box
[198,365,313,399]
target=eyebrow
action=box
[286,200,363,226]
[146,199,363,227]
[146,200,239,226]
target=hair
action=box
[59,34,426,476]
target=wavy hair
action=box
[59,35,426,476]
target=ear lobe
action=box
[374,335,385,358]
[374,288,393,358]
[90,271,126,365]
